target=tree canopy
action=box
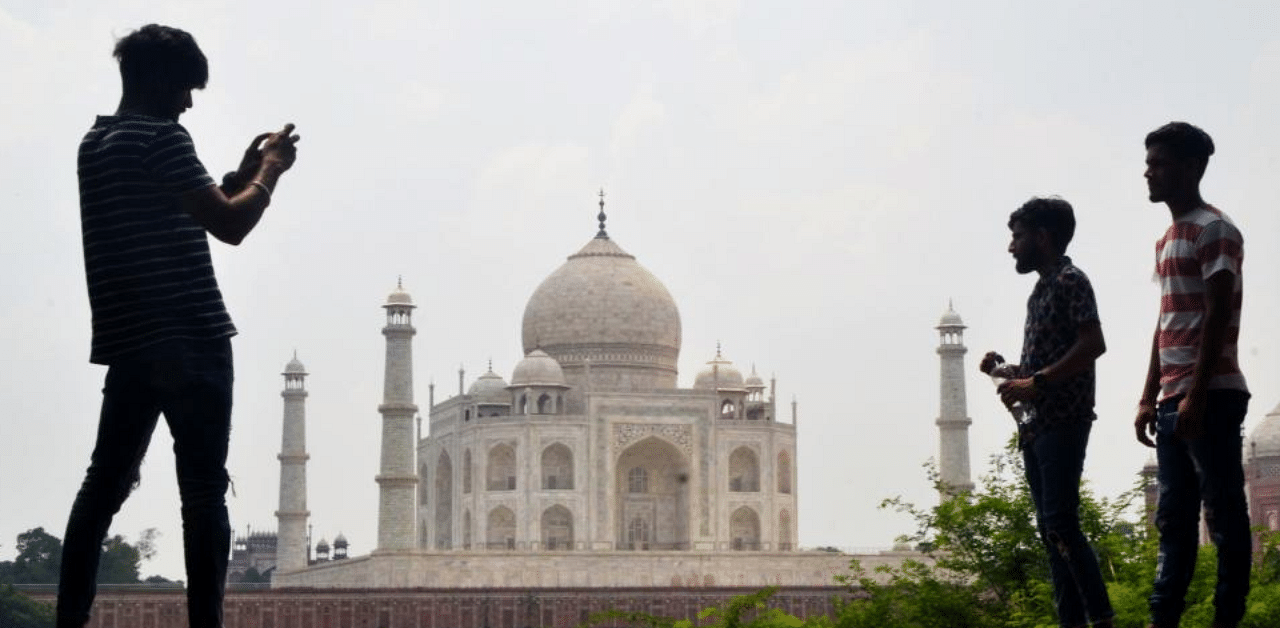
[0,527,161,585]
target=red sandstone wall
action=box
[24,586,845,628]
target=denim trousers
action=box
[1150,389,1251,628]
[1023,420,1114,628]
[57,338,233,628]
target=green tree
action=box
[0,527,160,585]
[0,584,55,628]
[0,528,63,585]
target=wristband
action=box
[1032,371,1048,390]
[250,180,271,199]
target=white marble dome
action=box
[693,352,745,390]
[387,279,413,306]
[1249,400,1280,459]
[938,303,963,327]
[521,235,681,381]
[510,349,567,387]
[468,368,510,401]
[284,354,306,374]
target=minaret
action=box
[275,352,310,572]
[376,278,419,551]
[936,302,974,496]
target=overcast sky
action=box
[1,0,1278,581]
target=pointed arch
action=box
[729,447,760,492]
[434,451,453,549]
[541,505,573,550]
[616,436,690,550]
[730,507,760,550]
[463,509,473,549]
[537,393,552,414]
[541,443,574,490]
[487,443,517,491]
[777,450,792,494]
[778,508,793,551]
[487,506,516,550]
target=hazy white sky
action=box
[1,0,1277,581]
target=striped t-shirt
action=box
[1154,205,1247,400]
[78,114,235,364]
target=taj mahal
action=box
[263,202,895,589]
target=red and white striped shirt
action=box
[1154,205,1247,401]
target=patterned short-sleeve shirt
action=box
[1019,256,1100,426]
[78,114,234,364]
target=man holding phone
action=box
[59,24,299,628]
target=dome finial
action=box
[595,188,608,238]
[398,275,403,290]
[716,340,722,359]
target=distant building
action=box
[228,529,277,583]
[1247,400,1280,537]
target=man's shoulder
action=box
[85,115,188,144]
[1055,259,1094,286]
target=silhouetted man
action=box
[981,197,1114,628]
[59,24,299,628]
[1135,122,1250,628]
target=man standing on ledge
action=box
[981,197,1114,628]
[59,24,299,628]
[1135,122,1250,628]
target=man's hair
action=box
[113,24,208,94]
[1009,197,1076,252]
[1144,121,1215,170]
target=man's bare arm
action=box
[180,124,298,245]
[1135,326,1160,447]
[998,320,1104,405]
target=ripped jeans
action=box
[57,338,233,628]
[1150,390,1251,628]
[1023,420,1114,627]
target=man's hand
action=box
[979,351,1004,375]
[1135,403,1157,448]
[231,132,272,186]
[259,123,300,174]
[1175,390,1206,440]
[997,378,1037,407]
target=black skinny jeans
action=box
[57,338,233,628]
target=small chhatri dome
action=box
[333,533,348,548]
[744,364,765,389]
[316,538,330,551]
[938,300,964,327]
[693,346,745,390]
[468,365,510,401]
[1249,399,1280,459]
[387,276,413,306]
[511,349,567,387]
[284,351,306,374]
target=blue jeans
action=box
[57,338,233,628]
[1150,389,1251,628]
[1023,420,1114,627]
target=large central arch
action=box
[615,436,690,550]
